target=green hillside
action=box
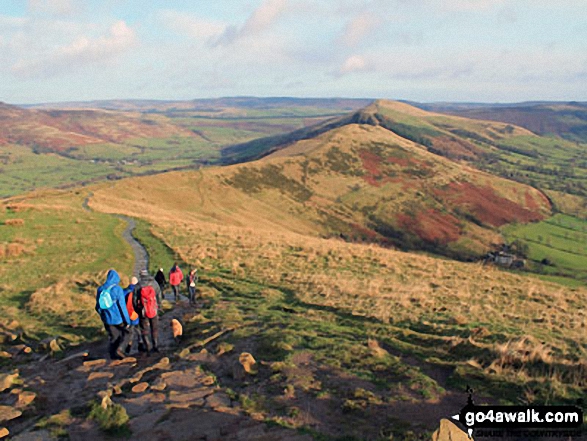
[0,99,369,198]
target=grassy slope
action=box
[229,100,587,215]
[88,174,586,437]
[0,189,133,344]
[0,101,363,198]
[96,118,550,260]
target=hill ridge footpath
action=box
[0,301,313,440]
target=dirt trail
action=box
[119,215,150,277]
[4,300,311,440]
[0,204,310,440]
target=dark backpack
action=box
[139,285,158,319]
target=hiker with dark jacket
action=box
[123,277,141,354]
[133,269,163,354]
[169,263,183,303]
[95,269,131,360]
[155,268,167,293]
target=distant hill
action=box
[226,100,587,215]
[413,101,587,143]
[0,99,368,197]
[25,97,373,115]
[92,100,551,260]
[0,102,198,152]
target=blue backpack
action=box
[98,284,116,310]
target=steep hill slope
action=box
[226,100,587,213]
[91,110,550,259]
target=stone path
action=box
[118,215,150,277]
[5,341,312,440]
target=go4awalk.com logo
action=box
[451,388,584,439]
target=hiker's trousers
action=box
[139,315,159,351]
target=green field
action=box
[503,214,587,281]
[0,108,348,198]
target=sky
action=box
[1,0,586,104]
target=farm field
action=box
[503,214,587,282]
[0,98,368,198]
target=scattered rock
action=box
[161,368,202,389]
[100,395,113,410]
[10,345,31,355]
[205,392,231,409]
[110,357,137,367]
[83,359,107,369]
[152,357,170,369]
[150,379,166,391]
[0,405,22,423]
[0,428,7,439]
[169,389,212,404]
[132,382,149,394]
[432,419,471,441]
[15,391,36,409]
[87,372,114,382]
[0,372,19,392]
[202,375,216,386]
[39,337,62,354]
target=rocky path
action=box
[5,329,312,441]
[118,215,149,277]
[0,207,311,440]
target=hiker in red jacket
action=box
[169,263,183,303]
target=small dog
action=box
[171,318,183,345]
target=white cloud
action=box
[159,10,226,41]
[214,0,289,46]
[11,20,137,78]
[339,12,382,47]
[241,0,288,36]
[339,55,370,75]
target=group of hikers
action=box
[95,263,198,360]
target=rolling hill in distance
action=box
[0,98,370,198]
[0,97,586,439]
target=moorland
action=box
[0,97,585,440]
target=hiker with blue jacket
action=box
[95,269,131,360]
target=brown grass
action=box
[4,219,25,226]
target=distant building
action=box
[484,249,525,269]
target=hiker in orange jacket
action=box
[169,263,183,303]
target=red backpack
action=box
[140,286,158,319]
